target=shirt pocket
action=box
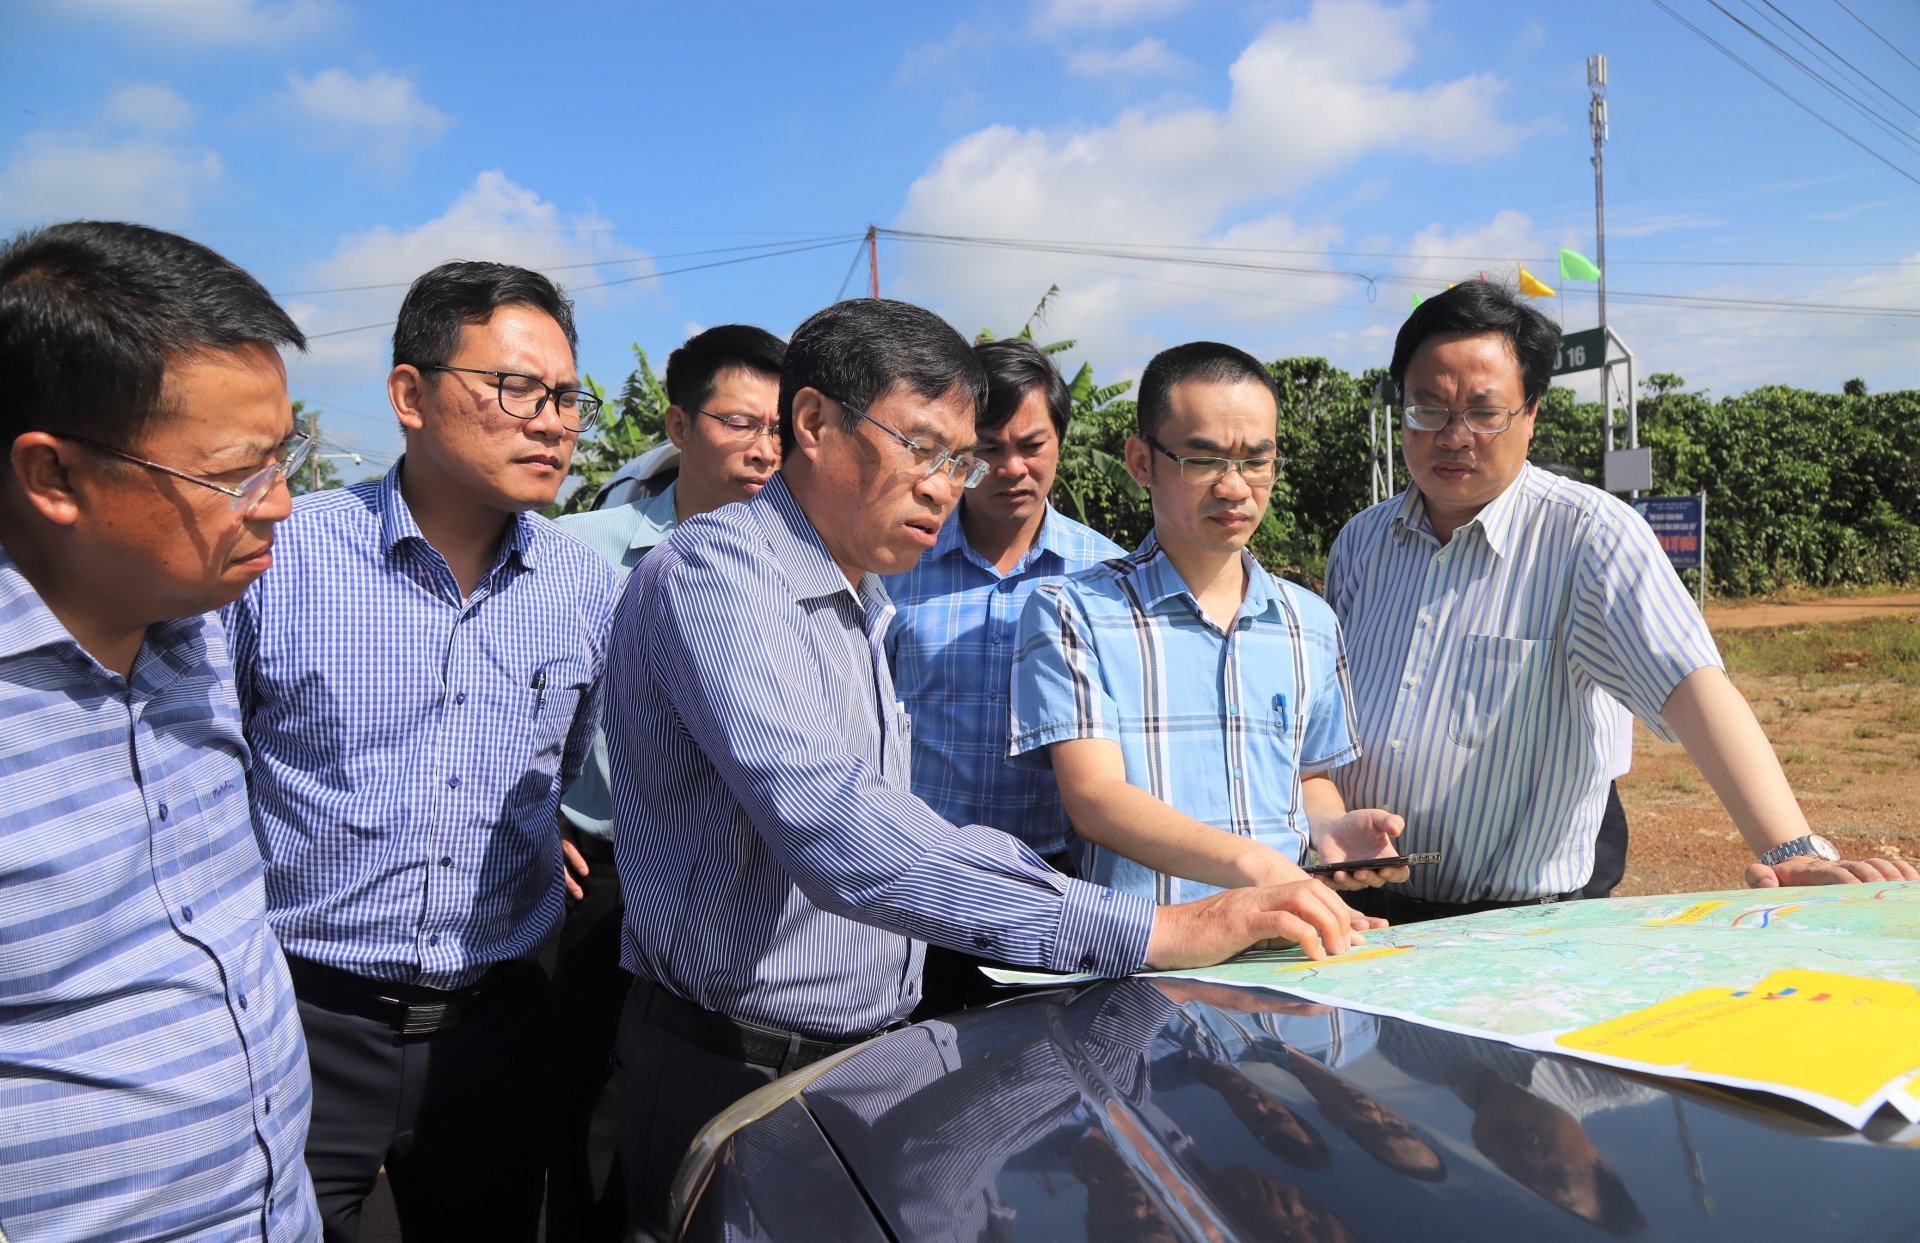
[1447,635,1554,749]
[523,655,593,777]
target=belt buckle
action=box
[398,999,454,1036]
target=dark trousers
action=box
[1581,781,1630,899]
[544,835,629,1243]
[294,962,551,1243]
[617,980,780,1242]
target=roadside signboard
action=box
[1633,495,1706,571]
[1553,326,1608,376]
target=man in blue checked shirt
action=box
[544,323,785,1242]
[224,262,621,1240]
[1328,281,1918,923]
[1011,341,1409,906]
[606,299,1377,1240]
[883,337,1124,1016]
[0,222,318,1241]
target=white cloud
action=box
[1032,0,1191,34]
[1064,37,1190,80]
[285,170,656,390]
[892,0,1535,371]
[0,131,223,226]
[52,0,339,45]
[277,68,452,172]
[101,82,197,133]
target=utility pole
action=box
[1588,54,1609,331]
[306,407,320,494]
[866,225,879,298]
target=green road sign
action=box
[1553,326,1608,375]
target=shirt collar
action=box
[752,473,871,605]
[0,541,205,682]
[1127,531,1282,618]
[376,459,538,569]
[1392,464,1533,559]
[626,480,680,554]
[936,502,1072,577]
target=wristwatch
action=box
[1757,833,1841,868]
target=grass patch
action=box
[1719,614,1920,685]
[1853,723,1886,739]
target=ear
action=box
[389,364,428,435]
[788,387,831,461]
[1123,435,1153,490]
[9,432,88,527]
[664,404,692,450]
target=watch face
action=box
[1808,834,1841,861]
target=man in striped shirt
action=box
[1010,341,1407,904]
[606,300,1370,1239]
[0,221,318,1240]
[883,338,1124,1016]
[1327,281,1917,922]
[225,262,621,1238]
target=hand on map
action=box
[1313,809,1411,889]
[1746,853,1920,888]
[1145,879,1388,971]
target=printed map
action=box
[989,882,1920,1128]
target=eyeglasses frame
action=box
[1142,434,1280,486]
[423,363,603,432]
[58,430,316,514]
[821,392,989,490]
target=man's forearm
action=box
[1060,771,1307,888]
[1661,665,1809,856]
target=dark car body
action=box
[675,976,1919,1241]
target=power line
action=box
[1758,0,1920,122]
[1648,0,1920,188]
[304,237,855,339]
[1718,0,1920,157]
[1835,0,1920,76]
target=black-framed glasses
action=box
[697,409,779,441]
[824,393,989,489]
[1144,435,1279,486]
[1400,404,1529,436]
[61,431,315,515]
[424,364,603,432]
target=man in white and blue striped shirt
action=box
[0,222,318,1240]
[1328,282,1917,921]
[607,299,1368,1239]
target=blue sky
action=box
[4,0,1917,474]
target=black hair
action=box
[391,260,576,370]
[1135,341,1277,440]
[1389,281,1561,407]
[975,337,1070,438]
[0,220,306,453]
[778,298,986,455]
[665,323,786,413]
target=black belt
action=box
[286,956,526,1037]
[640,982,875,1074]
[1354,889,1578,925]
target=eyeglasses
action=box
[62,430,315,515]
[424,364,603,432]
[697,409,779,441]
[1143,435,1279,486]
[1400,404,1529,435]
[825,393,989,489]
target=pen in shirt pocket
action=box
[531,668,547,715]
[1272,692,1287,732]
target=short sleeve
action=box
[1007,582,1121,769]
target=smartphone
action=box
[1301,852,1441,876]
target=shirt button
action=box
[264,1096,272,1114]
[440,856,454,868]
[447,775,461,789]
[1390,739,1404,751]
[454,692,467,705]
[428,934,441,946]
[1402,676,1417,689]
[991,632,1002,643]
[181,906,194,923]
[157,803,169,820]
[1418,613,1432,626]
[1078,954,1097,972]
[972,935,991,950]
[238,992,248,1009]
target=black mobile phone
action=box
[1301,852,1441,876]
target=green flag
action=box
[1560,248,1602,282]
[1412,293,1424,309]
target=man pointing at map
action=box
[1325,281,1917,922]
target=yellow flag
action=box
[1518,266,1556,298]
